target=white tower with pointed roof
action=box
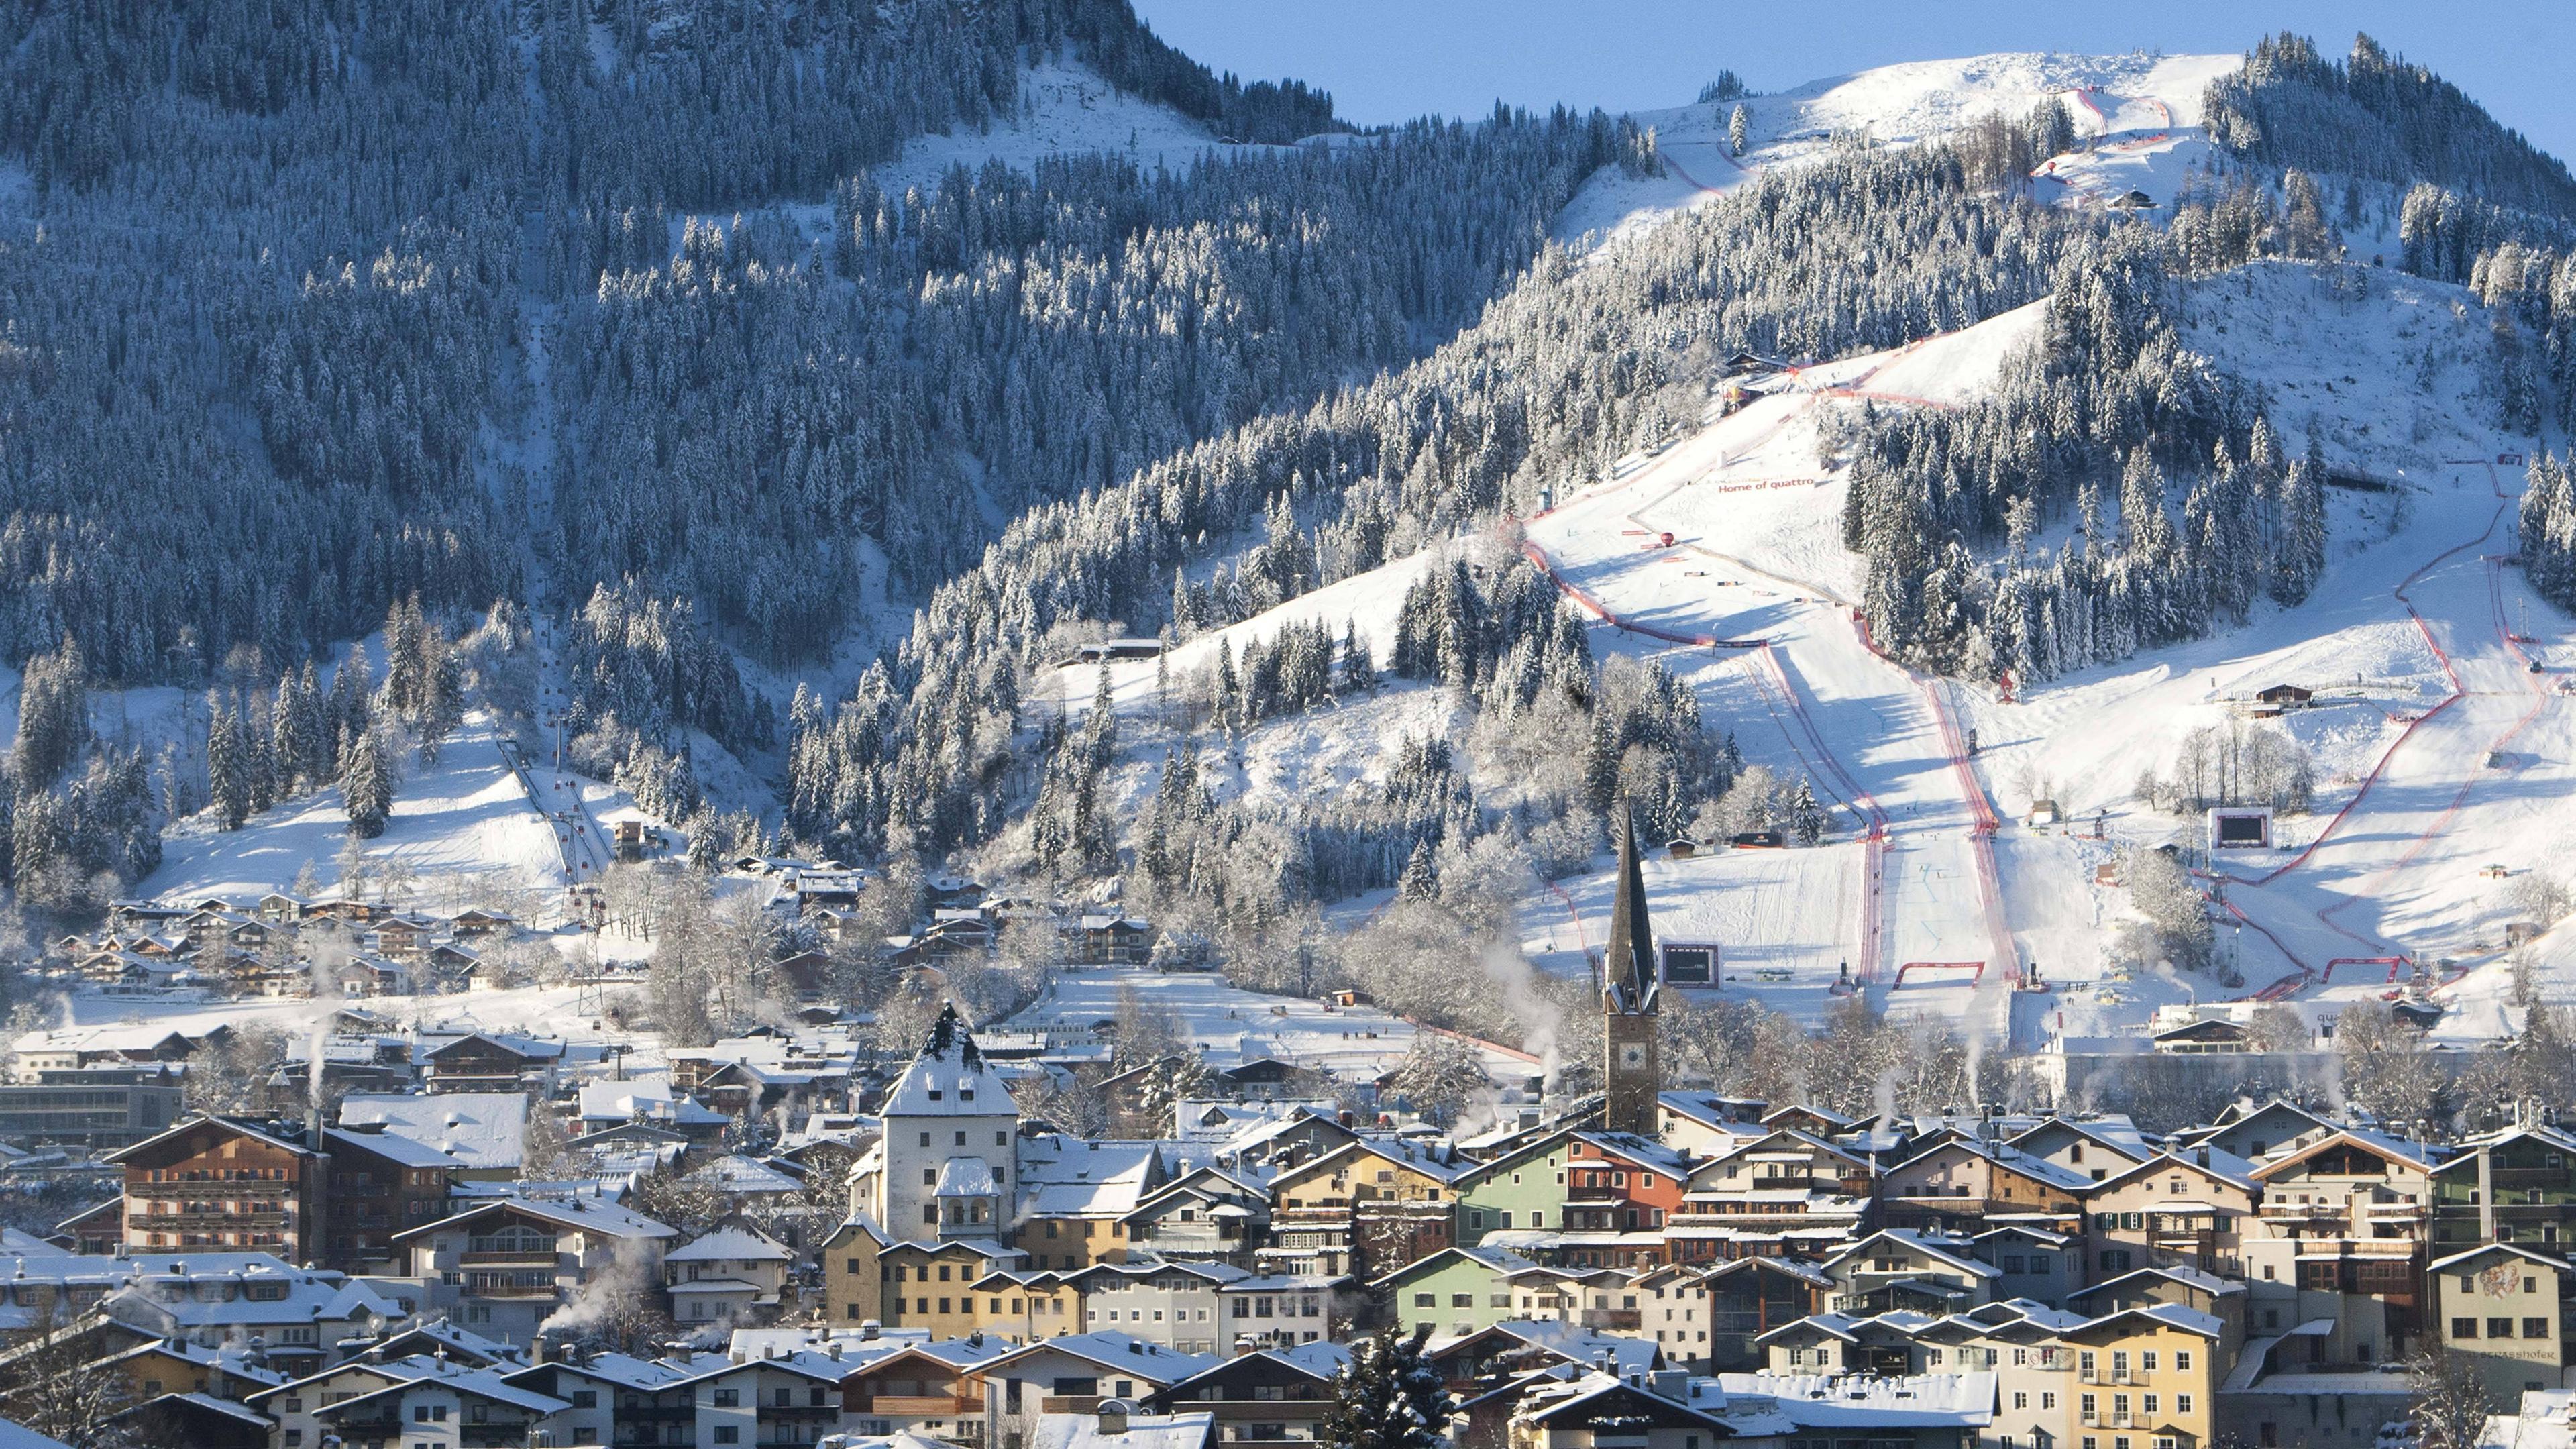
[877,1004,1021,1238]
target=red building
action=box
[1562,1131,1693,1269]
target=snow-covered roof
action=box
[881,1007,1016,1118]
[1827,1230,2000,1279]
[2068,1264,2246,1302]
[325,1126,461,1169]
[396,1192,676,1243]
[2072,1303,2226,1340]
[1571,1130,1693,1175]
[339,1093,527,1170]
[936,1157,1001,1199]
[1019,1138,1165,1217]
[0,1418,72,1449]
[979,1332,1217,1387]
[2469,1387,2576,1449]
[1029,1409,1215,1449]
[1718,1371,1995,1427]
[312,1356,570,1419]
[690,1154,804,1197]
[667,1227,792,1263]
[2095,1147,2261,1194]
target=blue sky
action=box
[1132,1,2575,165]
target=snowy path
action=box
[1518,327,2029,1039]
[2215,463,2563,998]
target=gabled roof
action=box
[2066,1265,2247,1305]
[1699,1256,1835,1290]
[1273,1136,1469,1188]
[2196,1097,2335,1138]
[835,1338,1018,1378]
[1568,1130,1692,1176]
[1369,1244,1538,1289]
[668,1226,792,1263]
[390,1193,676,1243]
[339,1093,527,1171]
[103,1114,319,1166]
[2434,1121,2576,1172]
[2092,1148,2260,1195]
[2065,1303,2226,1340]
[1155,1342,1352,1400]
[2004,1115,2153,1164]
[2428,1241,2575,1274]
[312,1358,571,1419]
[1698,1127,1869,1174]
[523,1352,700,1391]
[1426,1320,1662,1377]
[324,1126,460,1170]
[1825,1230,1999,1279]
[2247,1128,2439,1180]
[1513,1372,1735,1434]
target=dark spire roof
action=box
[925,1002,983,1068]
[1603,803,1658,1014]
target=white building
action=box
[666,1225,796,1326]
[859,1007,1022,1237]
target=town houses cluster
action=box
[0,837,2565,1449]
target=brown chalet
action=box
[323,1125,458,1271]
[425,1032,563,1093]
[1880,1138,2090,1234]
[107,1115,327,1260]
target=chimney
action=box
[2196,1146,2210,1169]
[530,1338,549,1366]
[860,1320,881,1342]
[1097,1401,1131,1436]
[1650,1370,1689,1401]
[1234,1336,1257,1358]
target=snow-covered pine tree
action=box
[1323,1324,1455,1449]
[1791,780,1828,846]
[1339,619,1377,694]
[342,724,394,840]
[207,696,251,831]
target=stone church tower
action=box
[1601,805,1662,1137]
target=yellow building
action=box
[826,1219,1042,1339]
[822,1215,890,1326]
[964,1267,1085,1344]
[2060,1305,2223,1449]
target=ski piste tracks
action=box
[1513,325,2029,996]
[2224,460,2551,998]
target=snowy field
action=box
[148,712,570,914]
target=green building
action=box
[1374,1244,1541,1339]
[2431,1122,2576,1252]
[1454,1129,1575,1245]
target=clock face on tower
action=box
[1619,1043,1647,1069]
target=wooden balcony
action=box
[856,1395,982,1416]
[128,1210,288,1230]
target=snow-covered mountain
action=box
[17,8,2576,1086]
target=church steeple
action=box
[1601,802,1662,1138]
[1603,806,1659,1016]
